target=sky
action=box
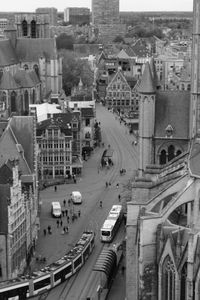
[0,0,193,13]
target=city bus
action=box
[100,205,123,242]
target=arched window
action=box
[168,145,175,162]
[160,149,167,165]
[11,91,17,112]
[180,263,187,300]
[162,256,176,300]
[187,84,191,91]
[31,20,36,38]
[22,20,28,37]
[33,64,40,79]
[24,90,29,114]
[176,150,182,157]
[32,89,36,104]
[0,92,6,111]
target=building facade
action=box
[92,0,119,25]
[37,112,82,182]
[36,7,57,26]
[64,7,90,26]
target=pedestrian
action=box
[65,209,68,216]
[47,225,51,234]
[106,181,108,188]
[118,194,121,202]
[60,220,63,227]
[56,220,59,228]
[62,210,65,217]
[43,229,46,236]
[78,210,81,217]
[121,265,125,275]
[63,199,66,207]
[68,198,71,206]
[54,185,57,192]
[109,182,111,186]
[66,226,69,233]
[67,216,70,223]
[100,200,102,208]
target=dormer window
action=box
[165,124,174,137]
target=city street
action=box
[32,103,139,299]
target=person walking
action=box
[118,194,121,202]
[66,226,69,233]
[60,220,63,227]
[67,216,70,223]
[47,225,51,234]
[63,199,66,207]
[100,200,102,208]
[65,209,68,217]
[54,185,57,192]
[62,210,65,217]
[78,210,81,217]
[116,183,119,189]
[43,229,46,236]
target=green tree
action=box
[59,50,94,96]
[113,35,125,43]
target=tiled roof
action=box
[16,38,57,62]
[0,71,20,90]
[138,62,155,94]
[0,39,18,67]
[155,90,190,139]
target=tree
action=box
[56,34,75,50]
[113,35,125,43]
[59,50,94,96]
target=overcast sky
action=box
[0,0,193,12]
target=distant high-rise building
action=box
[92,0,119,25]
[64,7,90,25]
[36,7,57,26]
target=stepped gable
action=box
[188,139,200,178]
[0,71,20,90]
[155,90,190,139]
[0,39,18,67]
[138,62,155,94]
[16,38,57,62]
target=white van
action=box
[71,191,82,204]
[51,202,61,217]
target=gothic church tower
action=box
[138,62,156,176]
[190,0,200,138]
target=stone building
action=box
[64,7,90,26]
[0,23,62,117]
[14,13,50,38]
[37,112,82,182]
[0,116,38,281]
[126,0,200,299]
[36,7,57,26]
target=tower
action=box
[138,62,156,176]
[190,0,200,138]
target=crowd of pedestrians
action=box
[42,198,82,240]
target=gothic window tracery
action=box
[22,20,28,37]
[162,255,176,300]
[31,20,36,38]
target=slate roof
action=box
[14,69,36,88]
[0,71,20,90]
[138,62,155,94]
[188,139,200,178]
[9,116,36,173]
[16,38,57,62]
[155,90,190,139]
[0,39,18,67]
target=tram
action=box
[100,205,123,242]
[0,231,95,299]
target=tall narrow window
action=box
[162,256,176,300]
[22,20,28,37]
[11,91,17,112]
[31,20,36,38]
[160,149,167,165]
[24,90,29,114]
[168,145,175,162]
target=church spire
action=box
[138,62,155,94]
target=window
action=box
[72,123,77,128]
[22,20,28,36]
[85,118,90,126]
[31,20,36,38]
[11,91,17,112]
[162,256,176,300]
